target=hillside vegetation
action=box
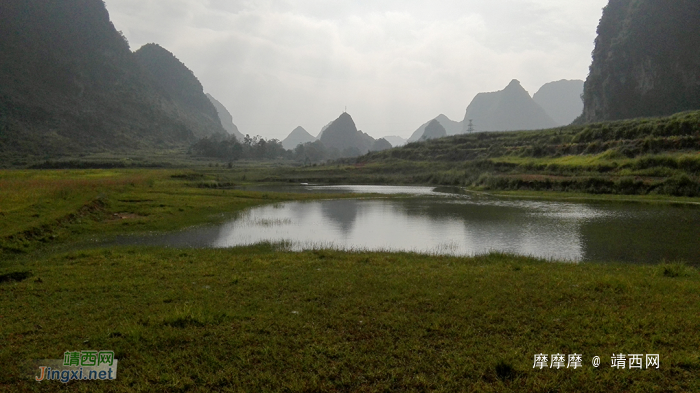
[0,0,224,165]
[271,111,700,197]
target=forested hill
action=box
[582,0,700,122]
[0,0,224,164]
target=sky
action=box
[104,0,609,140]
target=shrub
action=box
[659,174,700,196]
[658,262,694,278]
[615,177,645,195]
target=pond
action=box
[117,185,700,263]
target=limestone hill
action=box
[0,0,224,163]
[282,126,316,150]
[582,0,700,122]
[318,113,376,157]
[533,80,584,126]
[206,94,244,141]
[460,80,557,132]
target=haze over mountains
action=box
[461,79,556,132]
[410,79,584,142]
[382,136,407,148]
[338,0,700,150]
[318,113,376,156]
[1,0,698,164]
[282,126,315,150]
[533,80,585,126]
[281,113,392,156]
[206,94,244,141]
[419,120,447,141]
[408,115,462,142]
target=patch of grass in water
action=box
[251,218,293,227]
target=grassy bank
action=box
[1,246,699,392]
[0,168,348,257]
[258,155,700,196]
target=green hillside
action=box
[274,111,700,196]
[0,0,223,165]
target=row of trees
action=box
[189,135,363,163]
[189,134,288,161]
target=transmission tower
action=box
[467,119,474,133]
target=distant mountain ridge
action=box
[461,79,556,132]
[206,94,244,141]
[382,136,407,147]
[0,0,224,160]
[533,79,584,126]
[420,120,447,141]
[291,113,392,156]
[409,80,579,142]
[408,114,461,142]
[370,138,392,152]
[319,112,376,156]
[282,126,315,150]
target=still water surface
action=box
[119,185,700,263]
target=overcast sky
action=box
[105,0,608,140]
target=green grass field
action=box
[2,247,699,392]
[1,168,699,392]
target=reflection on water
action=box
[235,184,443,195]
[116,188,700,263]
[321,200,359,234]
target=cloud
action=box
[105,0,607,139]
